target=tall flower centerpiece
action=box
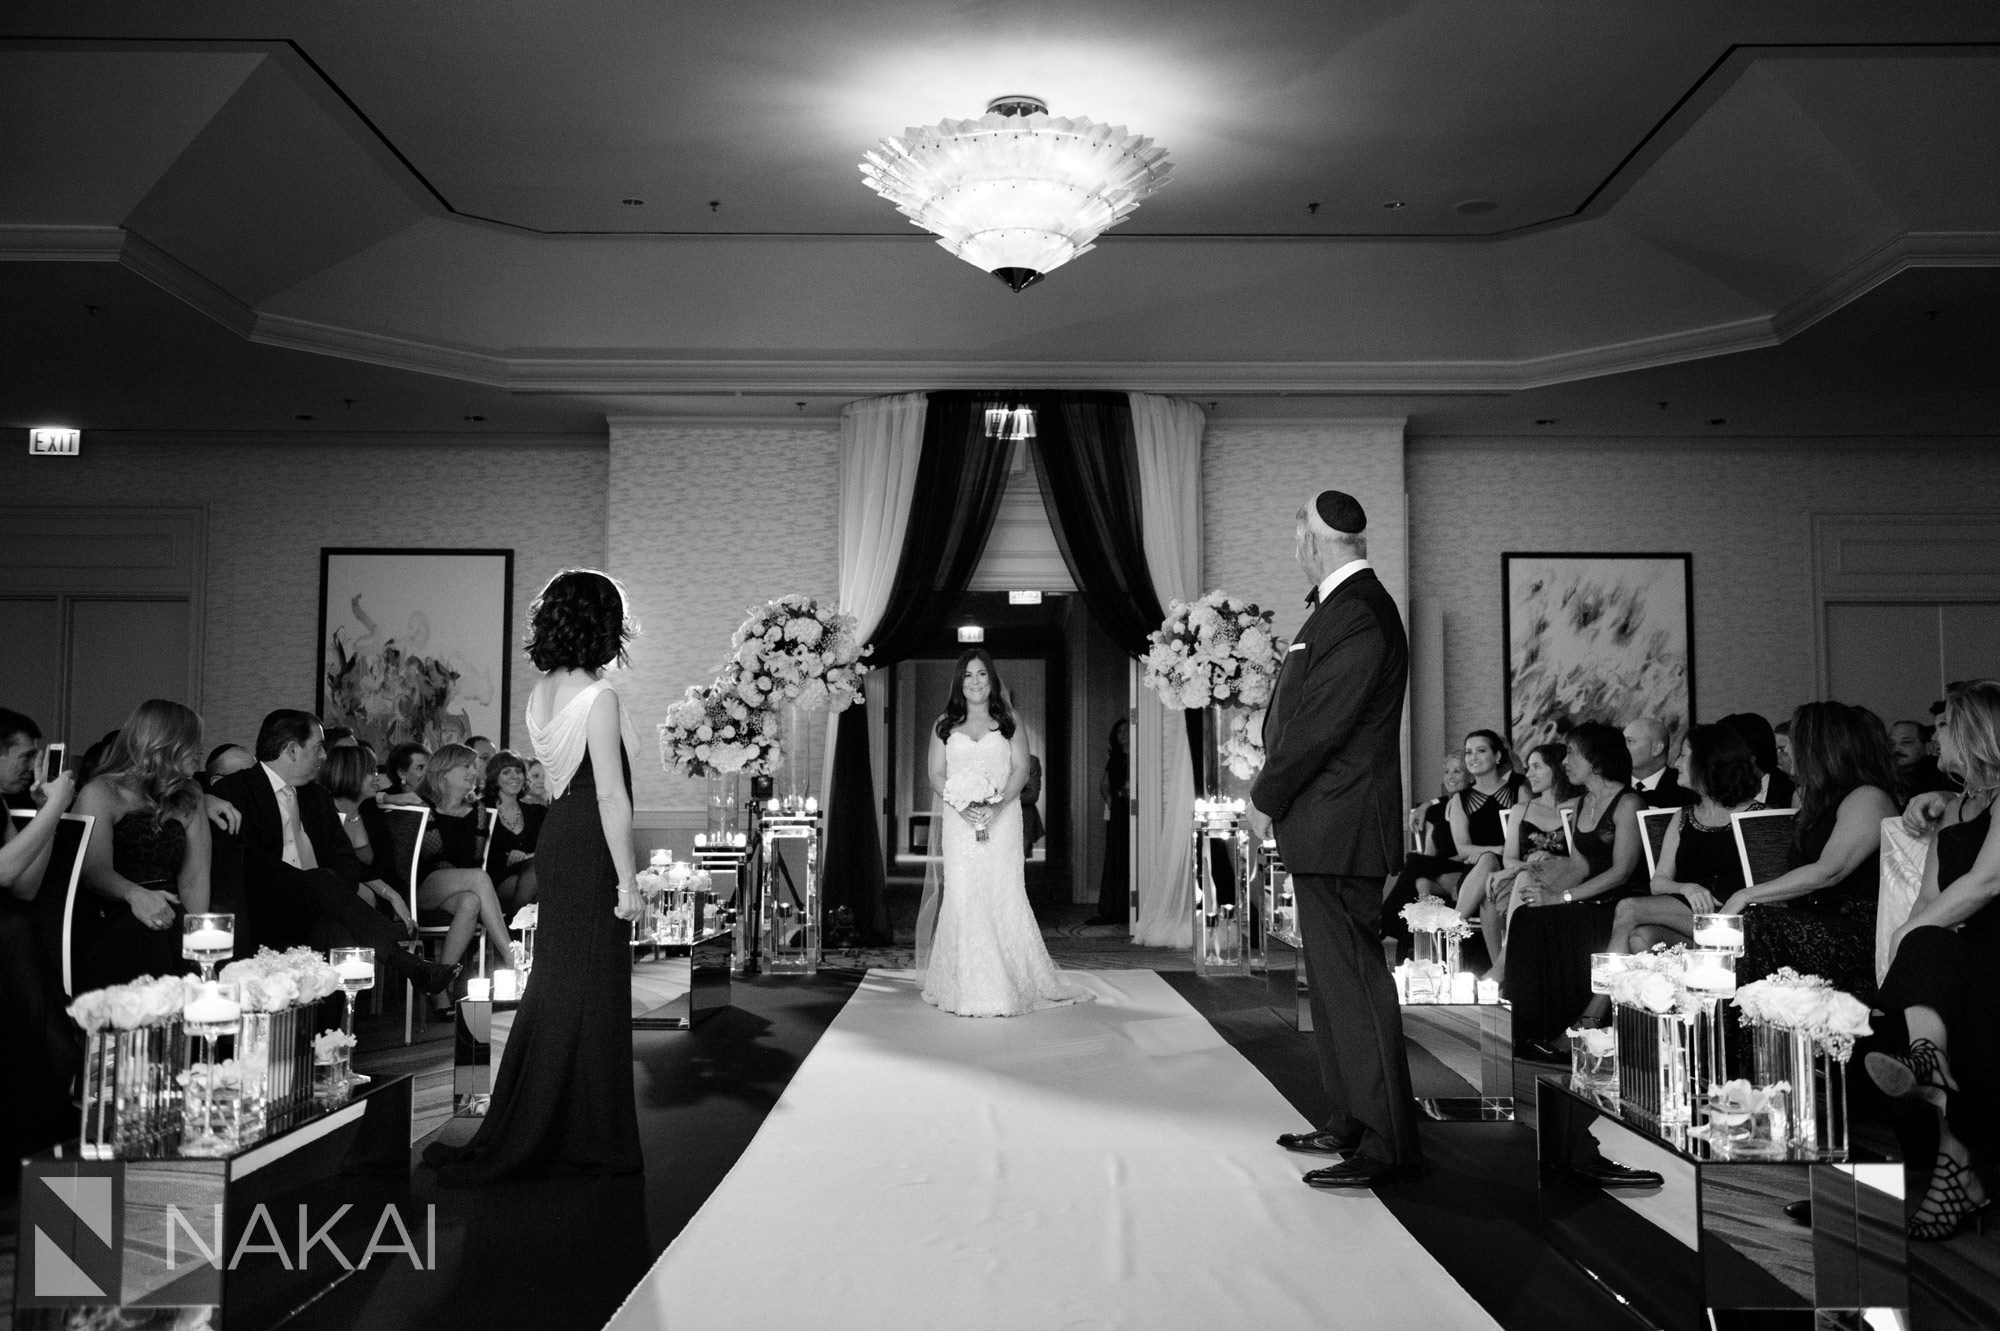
[1143,591,1285,797]
[1606,946,1706,1124]
[1732,968,1871,1157]
[720,595,868,810]
[1398,898,1472,1003]
[660,681,783,779]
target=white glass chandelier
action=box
[860,95,1173,292]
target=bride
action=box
[918,649,1092,1017]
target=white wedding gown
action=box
[920,731,1093,1018]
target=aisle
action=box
[606,969,1497,1330]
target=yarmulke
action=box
[1314,490,1366,534]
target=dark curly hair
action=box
[935,648,1017,743]
[1566,720,1633,785]
[525,569,636,673]
[1681,723,1760,807]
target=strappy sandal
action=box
[1910,1149,1992,1241]
[1864,1037,1958,1109]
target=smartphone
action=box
[42,742,66,784]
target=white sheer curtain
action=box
[1129,392,1204,948]
[828,393,927,796]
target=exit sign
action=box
[29,427,80,456]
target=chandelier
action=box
[860,95,1173,292]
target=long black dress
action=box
[1877,806,1997,1151]
[1740,803,1882,1003]
[428,746,641,1183]
[1505,788,1646,1046]
[74,813,186,992]
[1090,749,1130,925]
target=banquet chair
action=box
[1558,806,1579,858]
[1637,807,1679,881]
[1730,808,1798,891]
[379,803,469,1045]
[1875,816,1928,986]
[8,810,95,997]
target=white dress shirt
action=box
[263,762,308,869]
[1314,557,1372,605]
[1634,767,1667,794]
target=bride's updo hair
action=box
[526,569,637,673]
[936,648,1016,742]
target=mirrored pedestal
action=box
[632,928,732,1029]
[1536,1076,1906,1330]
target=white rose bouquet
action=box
[313,1029,358,1063]
[1400,897,1472,939]
[721,595,869,715]
[661,680,782,778]
[1143,591,1288,712]
[1732,967,1872,1061]
[1606,945,1703,1017]
[1219,709,1267,780]
[220,946,345,1011]
[942,770,1002,843]
[68,975,202,1032]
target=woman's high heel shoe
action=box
[1910,1150,1992,1241]
[1865,1038,1958,1108]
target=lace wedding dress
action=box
[920,730,1093,1017]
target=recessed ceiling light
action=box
[1534,418,1559,425]
[463,415,487,422]
[295,414,315,421]
[622,198,644,206]
[1708,418,1728,426]
[1381,200,1405,210]
[1454,199,1498,215]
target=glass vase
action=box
[1750,1024,1848,1159]
[1614,1004,1695,1124]
[1409,929,1460,1003]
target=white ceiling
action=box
[2,2,1999,418]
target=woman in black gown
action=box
[1087,720,1130,926]
[427,569,642,1185]
[1871,680,2000,1239]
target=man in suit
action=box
[1624,717,1696,808]
[211,709,455,995]
[1250,490,1422,1187]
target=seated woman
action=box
[415,743,513,1008]
[71,700,214,991]
[319,745,415,933]
[1723,701,1898,1004]
[385,741,430,801]
[1874,680,2000,1240]
[1463,742,1577,984]
[1380,751,1470,958]
[1576,723,1762,1026]
[483,749,544,911]
[1503,721,1646,1057]
[1717,711,1796,811]
[523,759,550,806]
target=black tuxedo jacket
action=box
[1638,767,1698,809]
[1251,568,1409,877]
[210,767,368,948]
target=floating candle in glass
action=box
[1682,948,1738,997]
[1691,913,1745,953]
[1590,952,1622,994]
[184,981,242,1030]
[494,969,519,1001]
[467,978,492,1002]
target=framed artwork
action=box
[1502,552,1693,757]
[317,548,514,753]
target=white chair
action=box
[8,810,95,997]
[1637,807,1679,881]
[1730,808,1798,892]
[378,803,448,1046]
[1559,805,1579,858]
[1876,816,1928,986]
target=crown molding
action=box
[119,230,256,337]
[250,309,509,385]
[605,414,842,431]
[0,224,125,261]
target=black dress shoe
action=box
[1304,1156,1404,1189]
[1569,1160,1664,1189]
[1783,1199,1812,1225]
[418,960,462,995]
[1277,1131,1361,1156]
[1517,1039,1570,1064]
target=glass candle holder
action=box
[1682,948,1738,998]
[181,980,242,1157]
[1589,952,1622,994]
[329,947,375,1084]
[1691,913,1746,954]
[182,913,235,980]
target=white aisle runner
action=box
[606,970,1497,1331]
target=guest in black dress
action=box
[1503,721,1646,1056]
[1465,742,1578,984]
[1576,723,1762,1026]
[71,700,214,991]
[385,742,430,798]
[484,748,545,910]
[426,568,643,1184]
[1088,720,1130,926]
[1724,701,1899,1004]
[414,743,513,991]
[1870,680,2000,1239]
[1379,750,1473,958]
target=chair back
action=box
[1731,808,1798,889]
[1876,816,1928,985]
[1637,807,1679,881]
[478,805,496,873]
[1559,805,1579,858]
[10,810,96,997]
[378,804,432,896]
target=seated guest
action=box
[1717,711,1796,810]
[1503,721,1647,1057]
[1724,701,1898,1003]
[524,759,550,806]
[483,749,544,909]
[467,735,498,764]
[415,743,515,999]
[318,745,416,929]
[385,741,430,799]
[1381,751,1470,958]
[1576,723,1763,1026]
[1891,719,1956,796]
[205,743,256,784]
[1775,719,1794,777]
[1873,680,2000,1240]
[1625,716,1696,807]
[1463,741,1577,985]
[0,709,83,1162]
[210,711,455,995]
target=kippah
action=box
[1314,489,1366,534]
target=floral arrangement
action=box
[1606,945,1704,1017]
[665,861,714,894]
[1702,1078,1787,1131]
[1565,1025,1616,1058]
[179,1058,246,1094]
[1732,968,1873,1061]
[942,770,1001,843]
[67,974,199,1032]
[312,1030,358,1063]
[1400,897,1472,939]
[511,902,539,931]
[220,947,345,1012]
[722,595,868,714]
[1142,592,1287,711]
[660,680,783,778]
[1220,709,1267,780]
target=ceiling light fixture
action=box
[983,405,1036,441]
[860,95,1173,292]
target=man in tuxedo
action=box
[1624,717,1696,808]
[1250,490,1422,1188]
[211,710,455,994]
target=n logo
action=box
[23,1166,120,1304]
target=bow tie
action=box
[1304,587,1320,607]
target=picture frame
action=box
[1502,552,1694,758]
[317,548,514,753]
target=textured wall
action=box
[1408,435,2000,746]
[608,421,842,810]
[0,434,607,753]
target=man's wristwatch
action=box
[1561,891,1573,903]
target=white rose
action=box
[1636,972,1679,1014]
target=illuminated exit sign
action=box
[1008,590,1043,605]
[29,427,80,456]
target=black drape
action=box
[821,394,1017,943]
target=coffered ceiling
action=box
[3,2,1998,413]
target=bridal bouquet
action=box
[220,947,345,1012]
[1607,945,1704,1017]
[723,595,869,714]
[660,680,782,777]
[1143,591,1287,711]
[1400,897,1472,940]
[942,770,1002,843]
[1219,709,1267,780]
[1732,968,1872,1061]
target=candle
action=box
[805,796,819,814]
[494,969,519,1001]
[466,978,492,1001]
[1684,964,1736,995]
[650,849,671,867]
[334,958,375,982]
[1477,978,1501,1004]
[1693,923,1745,950]
[182,927,233,956]
[184,985,241,1026]
[1452,972,1476,1003]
